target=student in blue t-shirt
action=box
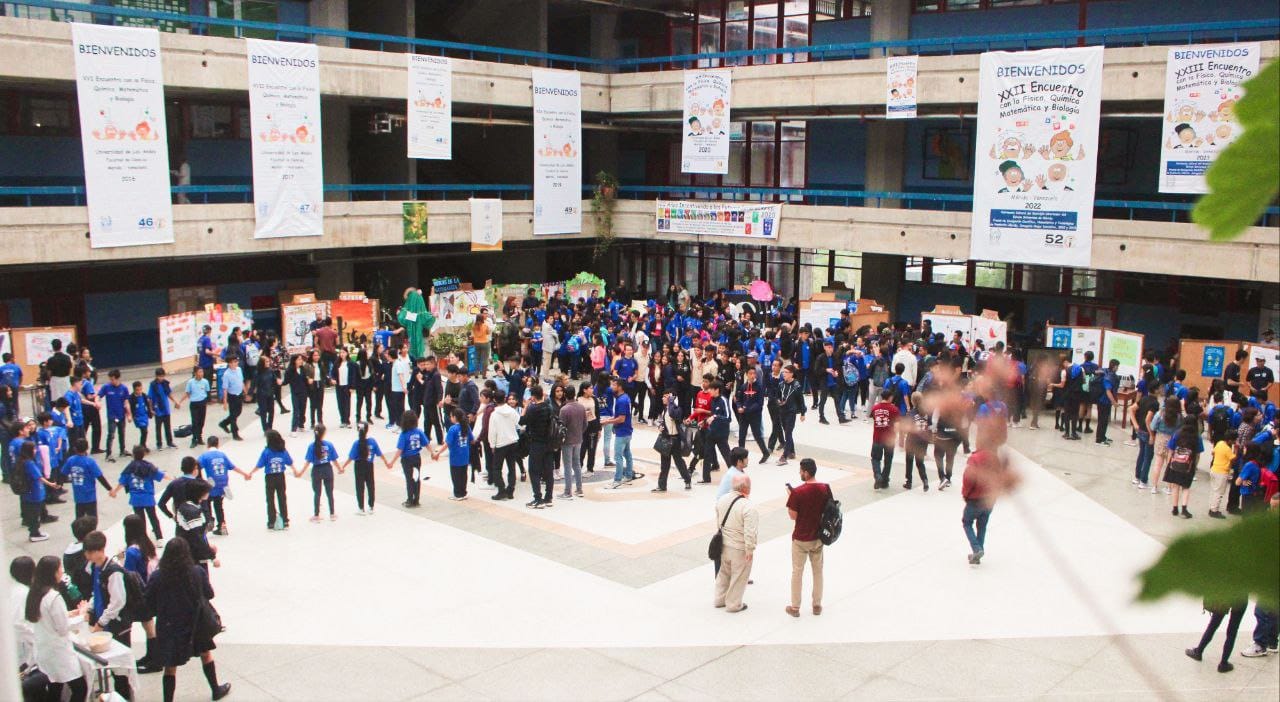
[1236,444,1266,513]
[110,445,168,540]
[198,436,247,535]
[16,442,59,542]
[128,381,152,449]
[388,410,431,508]
[147,368,176,451]
[434,408,473,500]
[296,424,340,521]
[99,369,132,462]
[338,422,387,514]
[0,352,22,417]
[35,411,68,497]
[250,429,294,530]
[64,376,86,443]
[62,438,113,519]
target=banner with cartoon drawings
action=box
[971,46,1102,268]
[886,55,918,119]
[532,69,582,236]
[1158,43,1260,194]
[407,54,451,160]
[71,24,174,248]
[246,38,323,238]
[681,70,732,174]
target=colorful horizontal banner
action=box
[655,200,780,240]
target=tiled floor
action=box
[3,380,1277,700]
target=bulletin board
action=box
[1242,342,1280,403]
[1046,325,1104,365]
[1177,339,1244,397]
[922,311,973,347]
[847,299,891,333]
[5,326,78,384]
[282,302,330,353]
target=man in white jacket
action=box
[892,341,919,388]
[713,474,759,613]
[540,321,560,379]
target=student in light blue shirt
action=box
[250,429,293,529]
[179,367,210,448]
[296,424,339,521]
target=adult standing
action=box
[1246,355,1275,399]
[653,389,691,492]
[26,556,88,702]
[605,378,638,488]
[144,537,231,702]
[785,458,828,618]
[45,339,75,403]
[216,356,244,441]
[179,367,210,449]
[314,318,338,380]
[712,474,758,614]
[774,365,806,467]
[387,348,411,431]
[1223,350,1248,404]
[472,310,493,378]
[559,385,586,499]
[520,385,555,508]
[960,445,1003,564]
[488,392,521,500]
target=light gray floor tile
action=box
[461,648,665,702]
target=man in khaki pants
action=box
[713,474,759,613]
[786,458,828,617]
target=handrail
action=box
[2,0,1275,70]
[4,184,1276,221]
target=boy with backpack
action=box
[83,530,145,691]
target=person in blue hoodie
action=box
[147,368,177,451]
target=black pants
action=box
[355,385,373,422]
[45,676,88,702]
[264,472,288,527]
[257,401,275,433]
[189,400,207,444]
[450,464,468,498]
[135,424,149,449]
[1196,601,1248,664]
[580,430,599,472]
[308,387,323,427]
[388,391,406,426]
[817,386,838,420]
[336,386,352,425]
[401,455,422,504]
[75,501,98,519]
[221,393,243,437]
[354,461,375,510]
[290,391,307,431]
[528,441,552,503]
[737,411,767,455]
[155,413,173,447]
[106,417,127,456]
[21,501,42,536]
[108,628,133,700]
[935,441,958,482]
[423,404,445,444]
[134,505,162,539]
[210,495,226,529]
[311,464,335,516]
[871,443,894,485]
[374,383,387,418]
[83,407,102,453]
[766,404,784,452]
[658,447,690,489]
[1062,396,1081,437]
[492,443,519,494]
[1095,404,1111,443]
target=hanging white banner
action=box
[1158,43,1260,194]
[655,200,780,240]
[681,69,732,174]
[886,55,918,119]
[246,38,323,239]
[532,69,582,235]
[470,198,503,251]
[971,46,1103,268]
[407,54,451,160]
[71,24,174,248]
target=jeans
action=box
[1254,607,1279,650]
[265,472,288,527]
[402,455,422,504]
[905,446,928,485]
[561,444,583,495]
[961,500,992,554]
[935,441,958,482]
[290,391,307,431]
[602,424,614,463]
[613,434,634,482]
[474,342,491,374]
[1134,431,1154,484]
[311,463,335,515]
[736,411,767,455]
[837,387,857,418]
[816,386,838,420]
[870,443,894,485]
[105,417,127,456]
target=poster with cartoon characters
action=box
[71,24,174,248]
[407,54,451,160]
[246,38,323,238]
[971,46,1102,268]
[1158,43,1260,194]
[886,55,918,119]
[681,70,732,174]
[532,69,582,235]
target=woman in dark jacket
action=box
[144,537,230,702]
[253,357,279,433]
[283,354,309,434]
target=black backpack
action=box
[1208,405,1232,436]
[101,562,151,626]
[1086,371,1106,402]
[547,412,568,452]
[819,485,843,546]
[8,461,29,496]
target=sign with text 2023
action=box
[72,24,174,248]
[971,46,1103,268]
[247,38,323,239]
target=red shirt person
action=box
[785,458,830,618]
[868,389,900,490]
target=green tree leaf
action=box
[1137,511,1280,609]
[1192,59,1280,241]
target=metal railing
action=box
[2,1,1275,71]
[3,183,1275,225]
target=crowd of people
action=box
[2,282,1278,699]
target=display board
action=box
[331,297,380,345]
[922,312,973,347]
[565,272,607,305]
[1176,339,1243,397]
[1046,324,1103,365]
[1100,328,1144,381]
[798,300,848,334]
[281,301,329,353]
[430,289,488,329]
[971,313,1009,350]
[158,312,198,367]
[846,299,891,334]
[6,326,78,385]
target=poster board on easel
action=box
[1242,342,1280,403]
[158,312,199,375]
[1100,328,1145,383]
[8,326,78,384]
[922,306,973,347]
[1047,324,1104,365]
[1177,339,1245,397]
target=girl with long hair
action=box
[387,410,430,507]
[27,556,88,701]
[1164,416,1204,518]
[123,512,161,670]
[250,429,294,529]
[1149,395,1182,494]
[295,424,339,521]
[339,421,388,514]
[283,354,308,435]
[145,537,230,702]
[436,408,474,500]
[355,347,375,423]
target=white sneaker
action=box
[608,481,622,489]
[1137,482,1149,490]
[1131,478,1140,485]
[1163,487,1172,495]
[356,508,367,516]
[1124,440,1137,447]
[29,533,48,542]
[1240,644,1269,658]
[1150,486,1159,494]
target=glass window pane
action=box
[236,107,251,139]
[699,0,722,23]
[730,121,747,141]
[781,120,805,141]
[781,141,806,189]
[750,142,777,186]
[752,18,778,64]
[947,0,981,10]
[698,24,721,67]
[783,0,809,15]
[782,16,808,62]
[974,262,1010,289]
[669,143,691,185]
[753,0,780,18]
[672,25,694,56]
[726,143,747,186]
[933,259,968,285]
[724,20,749,66]
[751,122,776,140]
[914,0,941,10]
[191,104,233,138]
[726,0,749,20]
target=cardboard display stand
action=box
[3,326,78,385]
[1243,343,1280,403]
[1177,339,1244,397]
[847,299,891,333]
[922,305,975,347]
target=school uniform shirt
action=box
[99,382,130,420]
[390,357,411,393]
[615,357,638,385]
[397,428,428,457]
[21,459,45,503]
[1239,460,1263,496]
[197,449,235,497]
[185,377,211,403]
[63,390,84,427]
[347,438,384,463]
[37,426,66,470]
[445,423,473,466]
[120,462,164,507]
[129,394,150,428]
[612,393,634,437]
[0,361,22,390]
[198,335,216,369]
[255,448,293,475]
[64,454,105,504]
[304,440,339,465]
[223,367,245,397]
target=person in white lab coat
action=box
[26,556,88,702]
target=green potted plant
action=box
[591,170,619,260]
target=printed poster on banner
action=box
[681,70,732,174]
[922,314,972,347]
[158,312,198,364]
[282,301,328,352]
[971,46,1103,268]
[71,24,174,248]
[1201,345,1226,378]
[532,69,582,236]
[1068,327,1102,365]
[971,315,1008,349]
[655,200,780,240]
[1101,329,1143,381]
[1158,43,1260,194]
[470,198,503,251]
[407,54,451,159]
[246,38,323,239]
[431,289,488,328]
[886,55,918,119]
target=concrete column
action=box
[869,0,912,56]
[590,8,620,65]
[309,0,348,48]
[321,99,350,202]
[347,0,415,50]
[314,250,355,299]
[860,253,905,318]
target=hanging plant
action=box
[591,170,619,260]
